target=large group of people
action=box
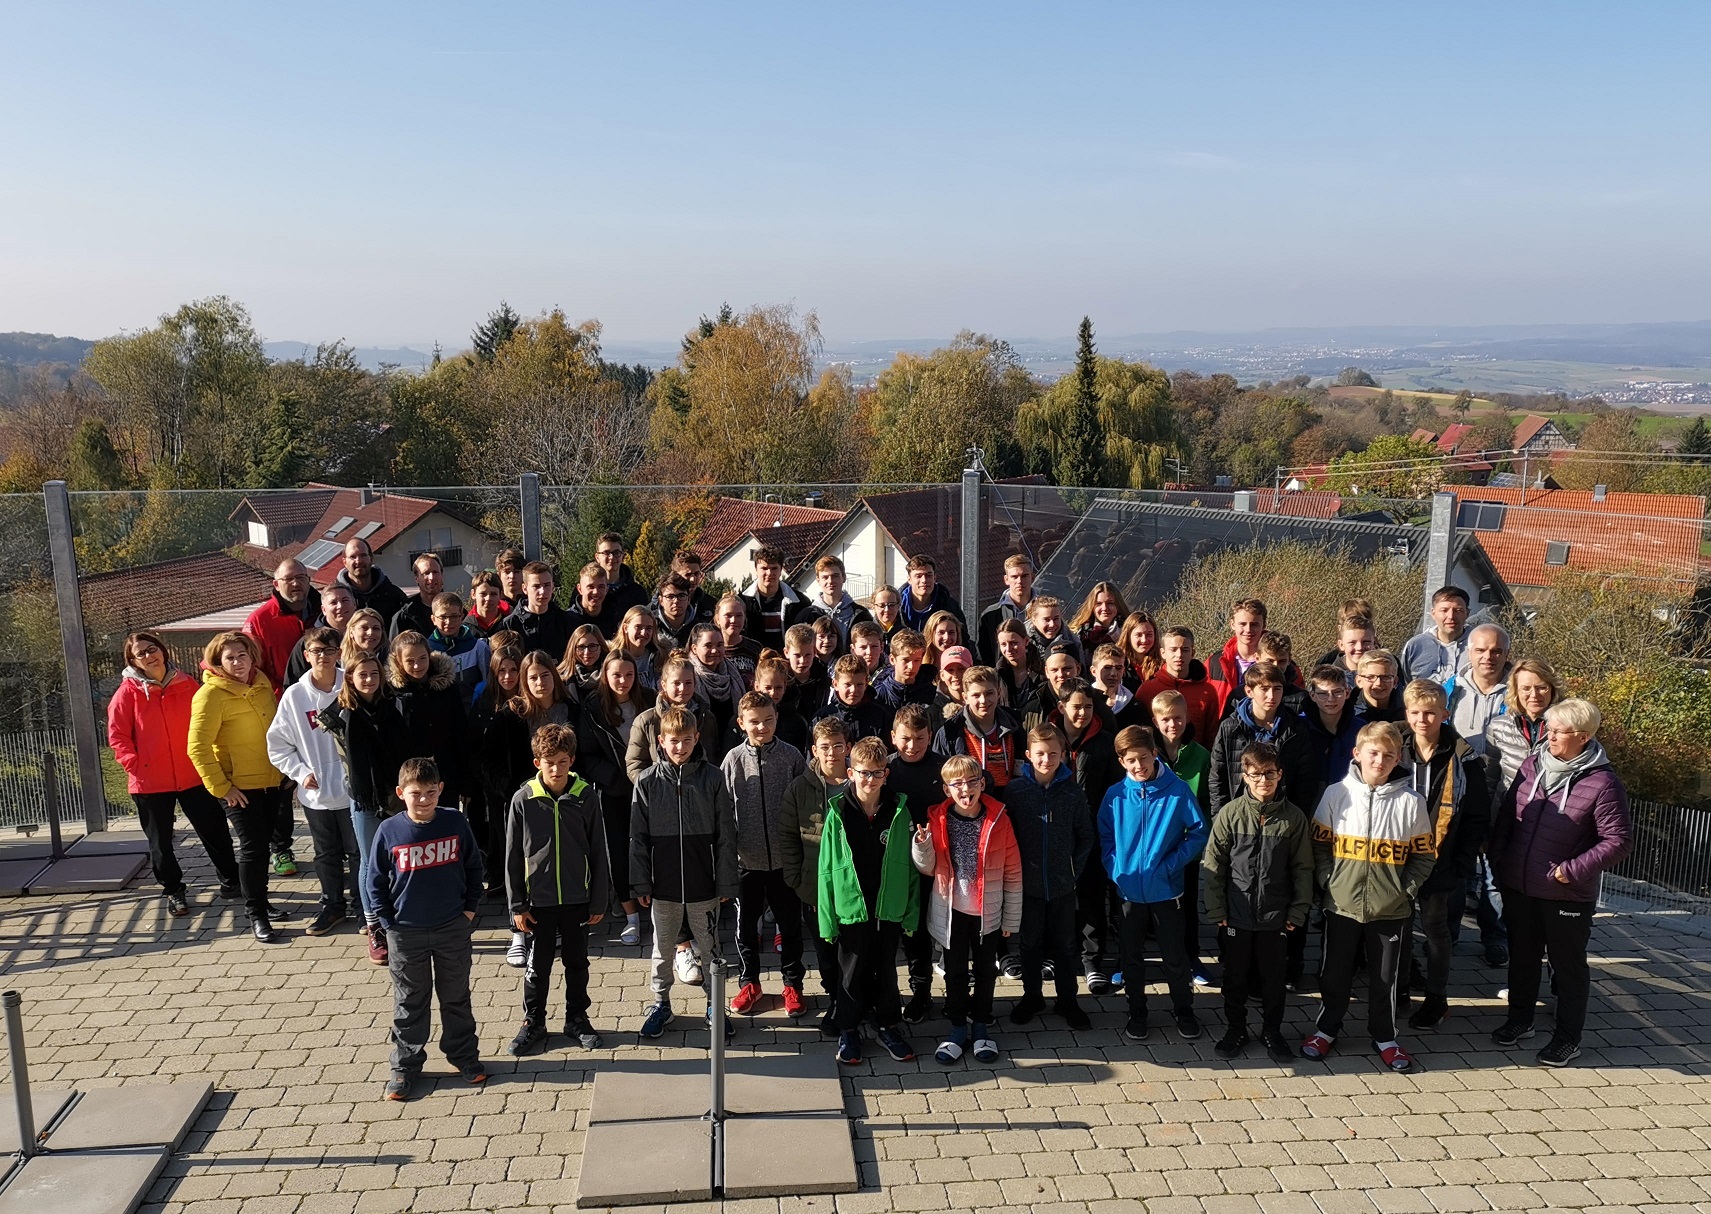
[104,532,1634,1099]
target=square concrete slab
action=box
[0,1146,168,1214]
[45,1081,213,1151]
[0,839,53,859]
[726,1052,845,1115]
[722,1113,858,1199]
[577,1117,711,1207]
[588,1062,705,1124]
[26,853,148,896]
[64,832,149,856]
[0,858,50,897]
[0,1088,74,1152]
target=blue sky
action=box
[3,2,1709,348]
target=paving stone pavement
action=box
[2,827,1709,1214]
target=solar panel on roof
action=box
[324,515,356,537]
[299,539,344,570]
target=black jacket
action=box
[316,692,411,818]
[1399,725,1490,895]
[931,705,1024,788]
[502,603,573,663]
[604,567,649,620]
[505,773,611,913]
[1208,707,1319,818]
[567,597,627,643]
[388,652,472,802]
[1054,711,1124,824]
[886,753,943,828]
[576,689,655,801]
[336,566,410,628]
[740,583,811,651]
[629,757,739,904]
[1001,762,1094,901]
[390,595,434,641]
[812,692,894,746]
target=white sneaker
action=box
[674,946,704,986]
[506,931,530,968]
[620,917,641,947]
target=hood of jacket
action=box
[387,650,458,693]
[200,664,273,699]
[121,664,190,698]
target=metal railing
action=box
[1606,800,1711,914]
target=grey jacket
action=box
[779,763,846,907]
[720,737,806,873]
[1449,674,1508,755]
[629,757,739,904]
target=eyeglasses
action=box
[132,643,162,658]
[597,549,623,558]
[660,593,687,602]
[1244,769,1283,781]
[1311,685,1349,697]
[574,641,603,652]
[305,646,337,657]
[945,777,982,790]
[852,769,887,781]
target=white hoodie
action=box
[265,669,350,810]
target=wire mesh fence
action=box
[1605,800,1711,914]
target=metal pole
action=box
[519,472,543,562]
[1423,491,1458,630]
[960,453,983,636]
[707,955,727,1193]
[41,752,63,861]
[4,991,36,1158]
[42,481,107,835]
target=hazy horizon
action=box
[5,3,1710,347]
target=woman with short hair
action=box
[1487,697,1632,1067]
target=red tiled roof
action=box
[858,476,1070,601]
[1411,428,1438,444]
[693,497,844,564]
[1453,486,1706,589]
[728,518,845,575]
[229,488,336,532]
[263,487,444,587]
[1511,415,1560,449]
[1436,423,1474,452]
[80,551,272,635]
[1250,489,1343,518]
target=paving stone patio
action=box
[2,827,1709,1214]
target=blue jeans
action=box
[1451,854,1507,952]
[351,804,380,925]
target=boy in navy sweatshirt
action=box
[367,757,486,1102]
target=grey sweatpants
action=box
[387,916,479,1074]
[649,898,722,1003]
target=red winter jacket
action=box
[106,668,202,794]
[1135,660,1222,748]
[244,592,314,695]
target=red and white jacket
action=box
[910,794,1024,948]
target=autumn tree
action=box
[1552,408,1655,493]
[1018,354,1181,488]
[866,333,1032,483]
[1325,434,1445,498]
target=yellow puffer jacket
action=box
[187,668,282,798]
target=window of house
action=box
[1544,541,1570,567]
[324,515,356,538]
[247,521,270,547]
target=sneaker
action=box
[932,955,946,978]
[1175,1011,1202,1040]
[876,1025,915,1061]
[640,1002,674,1039]
[1040,960,1055,982]
[1262,1030,1295,1062]
[999,954,1023,981]
[1377,1042,1414,1073]
[706,1004,735,1043]
[1408,995,1449,1030]
[1109,971,1125,992]
[366,926,389,966]
[166,892,190,917]
[902,989,933,1024]
[461,1062,489,1085]
[1490,1021,1536,1047]
[730,981,763,1015]
[383,1072,413,1102]
[1085,971,1112,997]
[781,984,806,1018]
[819,1011,839,1039]
[674,946,704,987]
[1055,999,1091,1030]
[1191,969,1212,989]
[509,1021,548,1056]
[1121,1017,1150,1043]
[935,1024,969,1064]
[971,1024,998,1063]
[271,851,297,876]
[1300,1031,1334,1060]
[306,908,345,937]
[250,915,278,944]
[1484,945,1509,968]
[620,916,641,947]
[1009,993,1046,1026]
[506,932,530,968]
[217,882,241,901]
[568,1017,605,1049]
[1536,1037,1581,1068]
[1214,1029,1249,1060]
[836,1029,862,1065]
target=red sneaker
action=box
[730,981,764,1015]
[781,984,806,1018]
[367,926,389,966]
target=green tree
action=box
[247,393,310,488]
[1326,434,1445,498]
[1052,317,1104,487]
[866,333,1032,483]
[1676,415,1710,457]
[265,342,394,484]
[66,419,129,490]
[1335,367,1377,388]
[470,301,521,363]
[1553,408,1655,493]
[1018,355,1181,488]
[1452,389,1474,418]
[386,368,473,486]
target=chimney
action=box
[1592,484,1608,502]
[360,484,377,507]
[1232,490,1255,513]
[804,490,824,508]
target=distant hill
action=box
[0,332,95,366]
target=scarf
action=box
[1529,738,1606,801]
[691,654,744,714]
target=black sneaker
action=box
[251,915,278,944]
[461,1062,489,1085]
[1009,993,1046,1026]
[1262,1030,1295,1062]
[1484,945,1509,968]
[306,908,345,937]
[567,1017,605,1049]
[509,1022,548,1056]
[218,882,241,901]
[1214,1029,1249,1060]
[1537,1037,1581,1068]
[166,892,190,917]
[1121,1017,1150,1043]
[1055,1000,1091,1030]
[1175,1011,1202,1040]
[902,988,933,1025]
[1408,995,1448,1030]
[876,1025,915,1061]
[264,903,294,922]
[819,1010,839,1038]
[1491,1021,1536,1047]
[383,1072,413,1101]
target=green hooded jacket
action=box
[817,790,920,940]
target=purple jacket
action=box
[1489,750,1631,902]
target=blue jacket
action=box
[1097,764,1209,905]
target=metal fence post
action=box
[520,472,543,562]
[960,453,983,627]
[4,991,36,1158]
[1422,490,1458,629]
[42,481,107,835]
[707,955,727,1193]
